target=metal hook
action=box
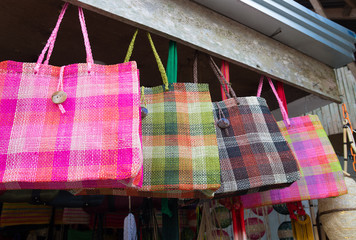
[129,196,131,213]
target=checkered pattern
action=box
[140,82,221,195]
[241,115,347,208]
[0,60,143,189]
[214,97,300,196]
[73,83,220,198]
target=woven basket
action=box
[278,221,293,240]
[245,218,266,240]
[318,176,356,240]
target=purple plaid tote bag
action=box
[240,77,346,208]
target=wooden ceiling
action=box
[0,0,330,109]
[297,0,356,22]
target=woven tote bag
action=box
[122,31,220,196]
[0,3,142,189]
[63,208,91,225]
[0,203,63,227]
[240,77,347,208]
[73,31,221,198]
[204,57,300,197]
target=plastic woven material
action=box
[206,58,300,196]
[75,33,220,198]
[214,97,300,196]
[0,203,63,227]
[0,4,143,189]
[63,208,90,225]
[140,83,220,193]
[240,79,346,208]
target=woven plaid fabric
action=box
[74,83,221,198]
[140,83,220,193]
[0,61,142,189]
[0,4,143,189]
[214,97,300,196]
[241,115,347,208]
[63,208,90,225]
[0,203,63,227]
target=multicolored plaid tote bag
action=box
[205,57,300,197]
[127,31,221,196]
[0,3,142,189]
[240,77,347,208]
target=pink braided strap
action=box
[257,76,290,126]
[78,7,94,71]
[35,3,94,73]
[35,3,69,73]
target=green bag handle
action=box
[166,40,177,84]
[161,42,178,213]
[162,41,179,240]
[124,30,169,91]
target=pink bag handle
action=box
[34,3,94,73]
[257,76,291,126]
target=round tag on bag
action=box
[217,118,230,129]
[51,91,67,104]
[141,107,148,119]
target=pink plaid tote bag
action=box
[240,77,347,208]
[0,3,143,189]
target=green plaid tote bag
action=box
[110,31,220,198]
[138,32,220,195]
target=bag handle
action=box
[257,76,290,125]
[220,60,230,100]
[209,56,239,102]
[166,41,178,84]
[124,30,169,91]
[208,56,236,99]
[276,82,289,116]
[34,3,94,73]
[193,53,238,102]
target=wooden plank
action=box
[325,8,356,19]
[347,62,356,83]
[341,68,353,108]
[329,104,340,134]
[344,0,356,9]
[307,67,356,135]
[308,0,327,17]
[336,68,346,101]
[271,94,332,120]
[65,0,340,103]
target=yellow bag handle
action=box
[124,30,169,91]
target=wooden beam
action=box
[308,0,328,17]
[310,1,356,82]
[65,0,340,102]
[272,94,332,120]
[344,0,356,9]
[347,62,356,82]
[343,4,353,17]
[325,7,356,19]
